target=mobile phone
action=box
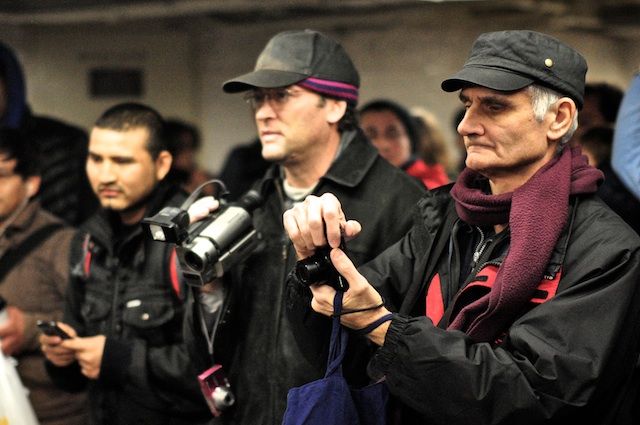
[36,320,71,339]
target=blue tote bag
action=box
[282,291,389,425]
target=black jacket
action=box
[0,41,98,226]
[185,130,425,425]
[360,184,640,424]
[46,183,211,425]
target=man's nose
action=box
[96,161,116,183]
[254,99,277,121]
[457,108,483,138]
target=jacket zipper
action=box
[471,226,493,270]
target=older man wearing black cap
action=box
[283,30,640,424]
[184,29,424,424]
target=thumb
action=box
[57,322,77,338]
[330,248,363,285]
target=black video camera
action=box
[142,180,263,286]
[294,241,349,291]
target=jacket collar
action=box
[425,184,575,281]
[323,129,378,188]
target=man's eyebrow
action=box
[459,92,513,106]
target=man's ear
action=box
[25,175,41,198]
[548,97,577,142]
[155,150,173,181]
[326,99,348,125]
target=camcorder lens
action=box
[184,251,205,272]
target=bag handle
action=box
[324,290,349,378]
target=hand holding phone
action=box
[37,320,71,340]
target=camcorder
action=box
[142,180,264,287]
[294,240,349,291]
[142,181,262,416]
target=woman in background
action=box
[359,99,449,189]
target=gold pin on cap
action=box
[545,58,554,67]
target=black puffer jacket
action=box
[46,183,211,425]
[361,184,640,425]
[185,130,425,425]
[0,42,98,226]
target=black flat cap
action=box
[441,30,588,109]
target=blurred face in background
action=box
[360,109,412,167]
[0,152,39,226]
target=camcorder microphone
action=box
[142,180,264,286]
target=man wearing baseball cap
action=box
[184,29,424,424]
[283,30,640,424]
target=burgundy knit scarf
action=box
[448,146,602,343]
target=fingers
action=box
[307,248,360,317]
[342,220,362,241]
[60,337,85,351]
[283,205,317,259]
[79,365,99,380]
[309,284,337,316]
[308,249,386,331]
[40,334,76,366]
[306,195,331,247]
[74,336,106,380]
[283,193,352,258]
[76,354,100,379]
[316,194,345,249]
[56,322,77,338]
[188,196,220,224]
[76,349,100,379]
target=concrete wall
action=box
[2,3,639,174]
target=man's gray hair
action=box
[528,85,579,148]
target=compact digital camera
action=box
[197,364,235,417]
[294,243,349,291]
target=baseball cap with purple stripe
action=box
[222,29,360,104]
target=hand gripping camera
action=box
[294,240,349,291]
[142,180,263,286]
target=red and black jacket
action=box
[361,184,640,425]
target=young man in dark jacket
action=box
[40,103,211,425]
[284,30,640,424]
[184,29,425,424]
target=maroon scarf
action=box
[448,147,602,343]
